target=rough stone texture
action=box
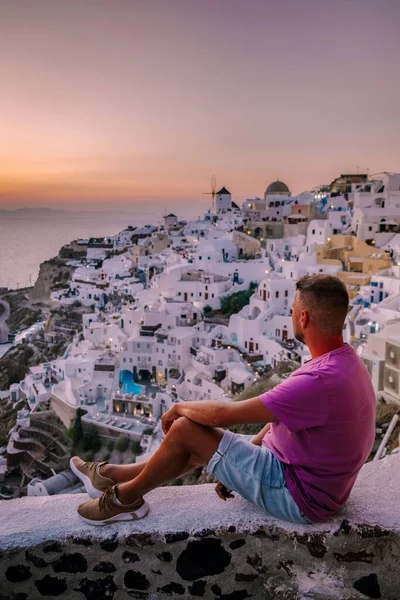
[0,454,399,599]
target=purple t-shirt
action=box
[260,344,376,522]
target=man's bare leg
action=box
[116,417,224,505]
[100,453,204,484]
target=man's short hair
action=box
[296,274,349,335]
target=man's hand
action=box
[215,481,235,501]
[161,405,181,435]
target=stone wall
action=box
[0,454,400,600]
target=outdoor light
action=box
[265,270,269,274]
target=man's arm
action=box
[251,422,271,446]
[162,397,278,433]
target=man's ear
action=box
[300,309,309,329]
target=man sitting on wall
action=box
[71,274,376,525]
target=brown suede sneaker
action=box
[77,485,149,525]
[70,456,116,499]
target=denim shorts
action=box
[206,430,312,524]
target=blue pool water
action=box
[120,370,144,395]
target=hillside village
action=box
[1,173,400,499]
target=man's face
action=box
[292,291,305,343]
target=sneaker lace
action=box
[99,486,116,513]
[83,461,99,472]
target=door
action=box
[249,341,254,353]
[184,292,188,301]
[282,329,288,342]
[205,293,209,300]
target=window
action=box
[268,291,270,299]
[245,341,248,348]
[369,226,373,232]
[199,256,202,260]
[275,291,279,298]
[285,290,288,297]
[191,293,194,297]
[137,343,141,348]
[275,329,281,337]
[312,229,315,234]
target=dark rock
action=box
[124,570,150,590]
[229,539,246,550]
[42,541,62,553]
[52,552,87,573]
[220,592,249,600]
[357,525,390,539]
[151,569,162,575]
[157,551,173,563]
[6,565,31,583]
[125,593,149,600]
[126,533,155,547]
[122,551,141,564]
[333,519,352,536]
[0,594,28,600]
[165,531,190,543]
[100,534,118,552]
[235,573,258,582]
[277,560,294,576]
[194,529,215,538]
[157,582,185,596]
[293,533,327,558]
[77,575,117,600]
[353,574,381,598]
[334,550,375,564]
[176,538,231,581]
[94,561,117,573]
[250,527,266,536]
[211,584,222,595]
[25,550,48,568]
[246,553,264,573]
[35,575,67,597]
[188,580,206,596]
[72,536,92,546]
[228,526,236,533]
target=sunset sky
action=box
[1,0,399,209]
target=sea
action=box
[0,204,200,290]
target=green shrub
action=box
[82,424,102,453]
[116,436,130,453]
[131,440,142,455]
[219,283,256,317]
[107,439,115,452]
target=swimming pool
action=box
[120,370,144,395]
